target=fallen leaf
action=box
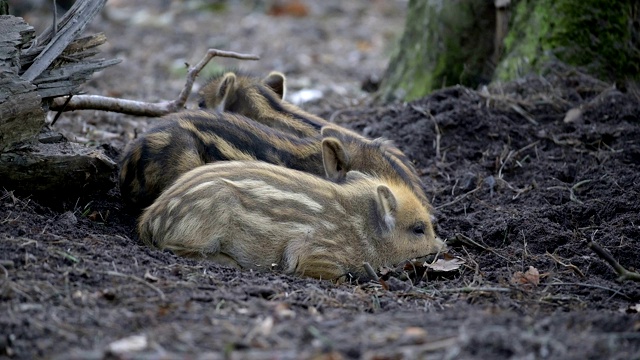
[245,316,274,342]
[511,266,540,286]
[378,266,392,276]
[107,334,147,354]
[274,303,296,320]
[87,211,99,221]
[356,40,373,52]
[424,258,465,272]
[399,327,428,345]
[563,107,583,123]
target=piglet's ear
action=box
[321,124,368,142]
[320,125,343,139]
[376,185,397,232]
[321,137,350,182]
[263,71,286,100]
[345,170,368,182]
[216,72,237,111]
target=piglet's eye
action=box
[413,223,425,235]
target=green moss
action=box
[496,0,639,83]
[550,0,637,80]
[381,0,495,102]
[496,0,551,80]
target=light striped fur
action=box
[198,71,430,209]
[119,110,324,210]
[138,141,444,280]
[199,70,363,138]
[119,110,431,212]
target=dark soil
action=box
[2,2,640,360]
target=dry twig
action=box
[587,241,640,282]
[435,186,481,210]
[497,141,539,179]
[546,252,585,278]
[50,48,260,116]
[362,262,380,282]
[477,87,539,125]
[446,233,510,263]
[362,261,390,290]
[546,179,593,204]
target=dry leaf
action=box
[424,258,465,272]
[563,108,583,123]
[274,303,296,320]
[356,40,373,52]
[399,327,428,345]
[511,266,540,286]
[245,316,274,341]
[87,211,99,221]
[107,334,147,354]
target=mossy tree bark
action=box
[379,0,496,102]
[380,0,639,102]
[496,0,639,85]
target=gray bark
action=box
[0,0,120,201]
[0,15,44,151]
[0,140,116,201]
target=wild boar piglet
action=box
[119,110,432,213]
[138,139,445,280]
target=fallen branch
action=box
[1,2,120,150]
[587,240,640,282]
[50,48,260,116]
[22,0,108,82]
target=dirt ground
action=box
[2,1,640,359]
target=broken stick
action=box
[50,48,260,116]
[587,241,640,282]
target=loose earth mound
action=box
[2,1,639,359]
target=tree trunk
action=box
[380,0,640,102]
[0,0,119,202]
[0,16,45,150]
[495,0,639,85]
[379,0,496,102]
